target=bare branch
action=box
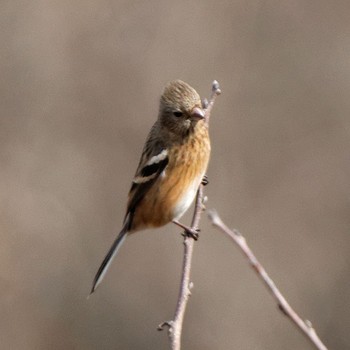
[158,81,221,350]
[204,80,221,124]
[207,209,328,350]
[158,185,204,349]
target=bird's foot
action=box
[201,175,209,186]
[172,220,200,241]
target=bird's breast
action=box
[132,125,210,230]
[167,127,210,220]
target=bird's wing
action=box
[90,129,169,294]
[125,129,169,218]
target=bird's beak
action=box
[191,107,205,120]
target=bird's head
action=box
[158,80,205,138]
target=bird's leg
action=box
[201,174,209,186]
[172,220,200,240]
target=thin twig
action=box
[207,209,328,350]
[203,80,221,124]
[158,81,221,350]
[163,185,204,349]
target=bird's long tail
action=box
[90,215,131,295]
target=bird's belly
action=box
[132,130,210,230]
[132,166,206,230]
[171,173,203,220]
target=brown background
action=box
[1,1,350,349]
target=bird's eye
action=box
[173,111,183,118]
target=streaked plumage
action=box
[91,80,210,294]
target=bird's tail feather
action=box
[90,215,130,295]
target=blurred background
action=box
[1,1,350,349]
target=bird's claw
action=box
[182,228,200,240]
[201,175,209,186]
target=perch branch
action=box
[158,81,221,350]
[207,210,328,350]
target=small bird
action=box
[91,80,211,294]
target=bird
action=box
[90,80,211,294]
